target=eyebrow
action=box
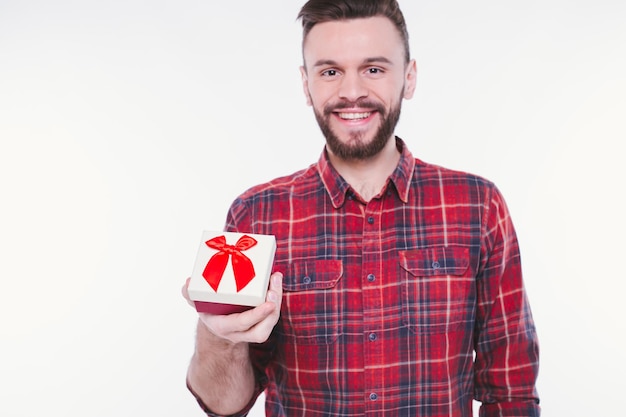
[312,56,394,68]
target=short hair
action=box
[297,0,411,63]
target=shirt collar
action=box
[317,137,416,208]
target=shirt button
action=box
[303,276,312,284]
[432,261,441,270]
[368,333,377,341]
[367,274,375,282]
[369,393,378,401]
[367,217,374,224]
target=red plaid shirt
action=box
[195,138,540,416]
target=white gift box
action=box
[188,231,276,314]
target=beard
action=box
[313,93,403,161]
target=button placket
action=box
[362,199,384,412]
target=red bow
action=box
[202,235,257,292]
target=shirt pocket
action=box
[399,246,473,334]
[278,259,343,345]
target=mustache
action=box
[323,99,386,117]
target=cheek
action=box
[306,85,334,109]
[309,80,340,98]
[307,82,331,100]
[383,83,407,106]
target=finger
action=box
[232,272,283,330]
[181,277,195,307]
[266,272,283,306]
[199,301,273,335]
[226,305,280,344]
[241,272,283,342]
[199,300,279,343]
[230,302,276,332]
[196,272,284,343]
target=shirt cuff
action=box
[480,400,541,417]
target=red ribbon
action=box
[202,235,258,292]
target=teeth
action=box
[339,112,371,120]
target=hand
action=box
[181,272,283,345]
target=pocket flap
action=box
[399,246,469,276]
[280,260,343,291]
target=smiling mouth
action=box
[337,112,373,121]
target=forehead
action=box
[303,16,405,65]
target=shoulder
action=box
[234,163,321,203]
[225,163,324,232]
[413,158,496,191]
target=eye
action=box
[367,67,384,75]
[321,69,338,77]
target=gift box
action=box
[187,231,276,315]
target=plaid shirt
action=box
[195,138,540,416]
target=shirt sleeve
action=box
[474,184,541,417]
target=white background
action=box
[1,1,624,416]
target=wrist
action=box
[195,319,249,354]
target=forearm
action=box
[187,320,256,416]
[475,319,540,416]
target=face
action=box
[301,16,417,161]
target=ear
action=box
[300,65,312,106]
[403,59,417,100]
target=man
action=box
[183,0,540,416]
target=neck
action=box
[327,137,401,202]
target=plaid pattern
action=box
[199,138,539,416]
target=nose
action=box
[338,71,368,102]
